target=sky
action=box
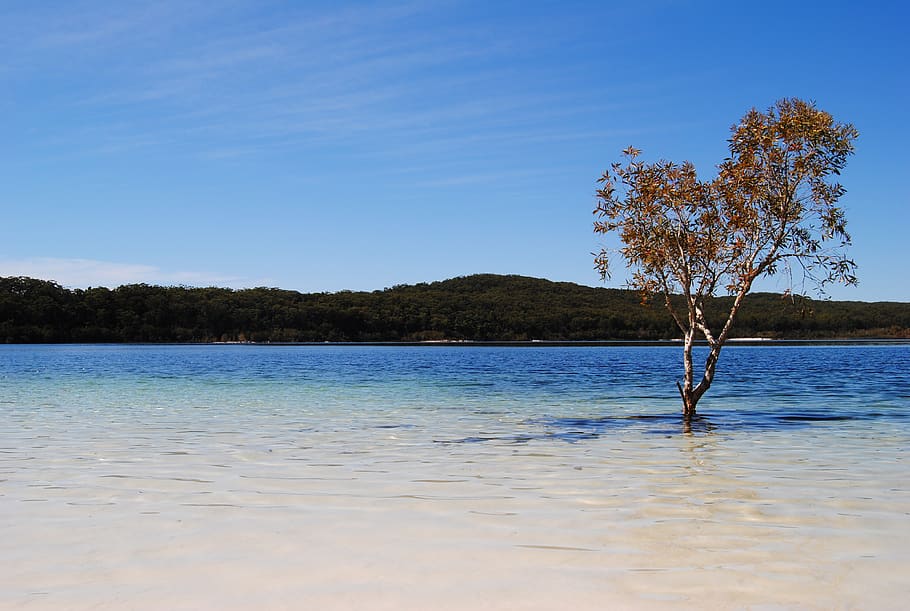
[2,0,908,301]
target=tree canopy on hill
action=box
[1,274,908,343]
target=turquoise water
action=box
[3,343,908,433]
[1,344,909,609]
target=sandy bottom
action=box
[2,412,909,611]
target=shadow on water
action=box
[434,408,909,444]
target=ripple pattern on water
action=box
[1,343,908,609]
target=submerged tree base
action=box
[677,380,699,423]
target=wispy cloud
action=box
[5,0,609,166]
[0,258,264,289]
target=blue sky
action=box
[2,1,908,301]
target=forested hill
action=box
[2,274,909,343]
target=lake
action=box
[1,343,908,609]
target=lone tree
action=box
[593,98,858,421]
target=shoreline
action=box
[7,338,910,347]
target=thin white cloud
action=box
[8,0,590,163]
[0,258,262,289]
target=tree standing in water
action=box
[593,98,858,422]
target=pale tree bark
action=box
[676,282,754,423]
[676,329,698,421]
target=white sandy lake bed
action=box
[1,344,909,609]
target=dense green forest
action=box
[1,274,908,343]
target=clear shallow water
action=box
[1,344,909,609]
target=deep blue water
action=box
[2,343,908,439]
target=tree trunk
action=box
[678,342,724,424]
[677,383,698,422]
[677,328,698,422]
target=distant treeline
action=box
[1,274,909,343]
